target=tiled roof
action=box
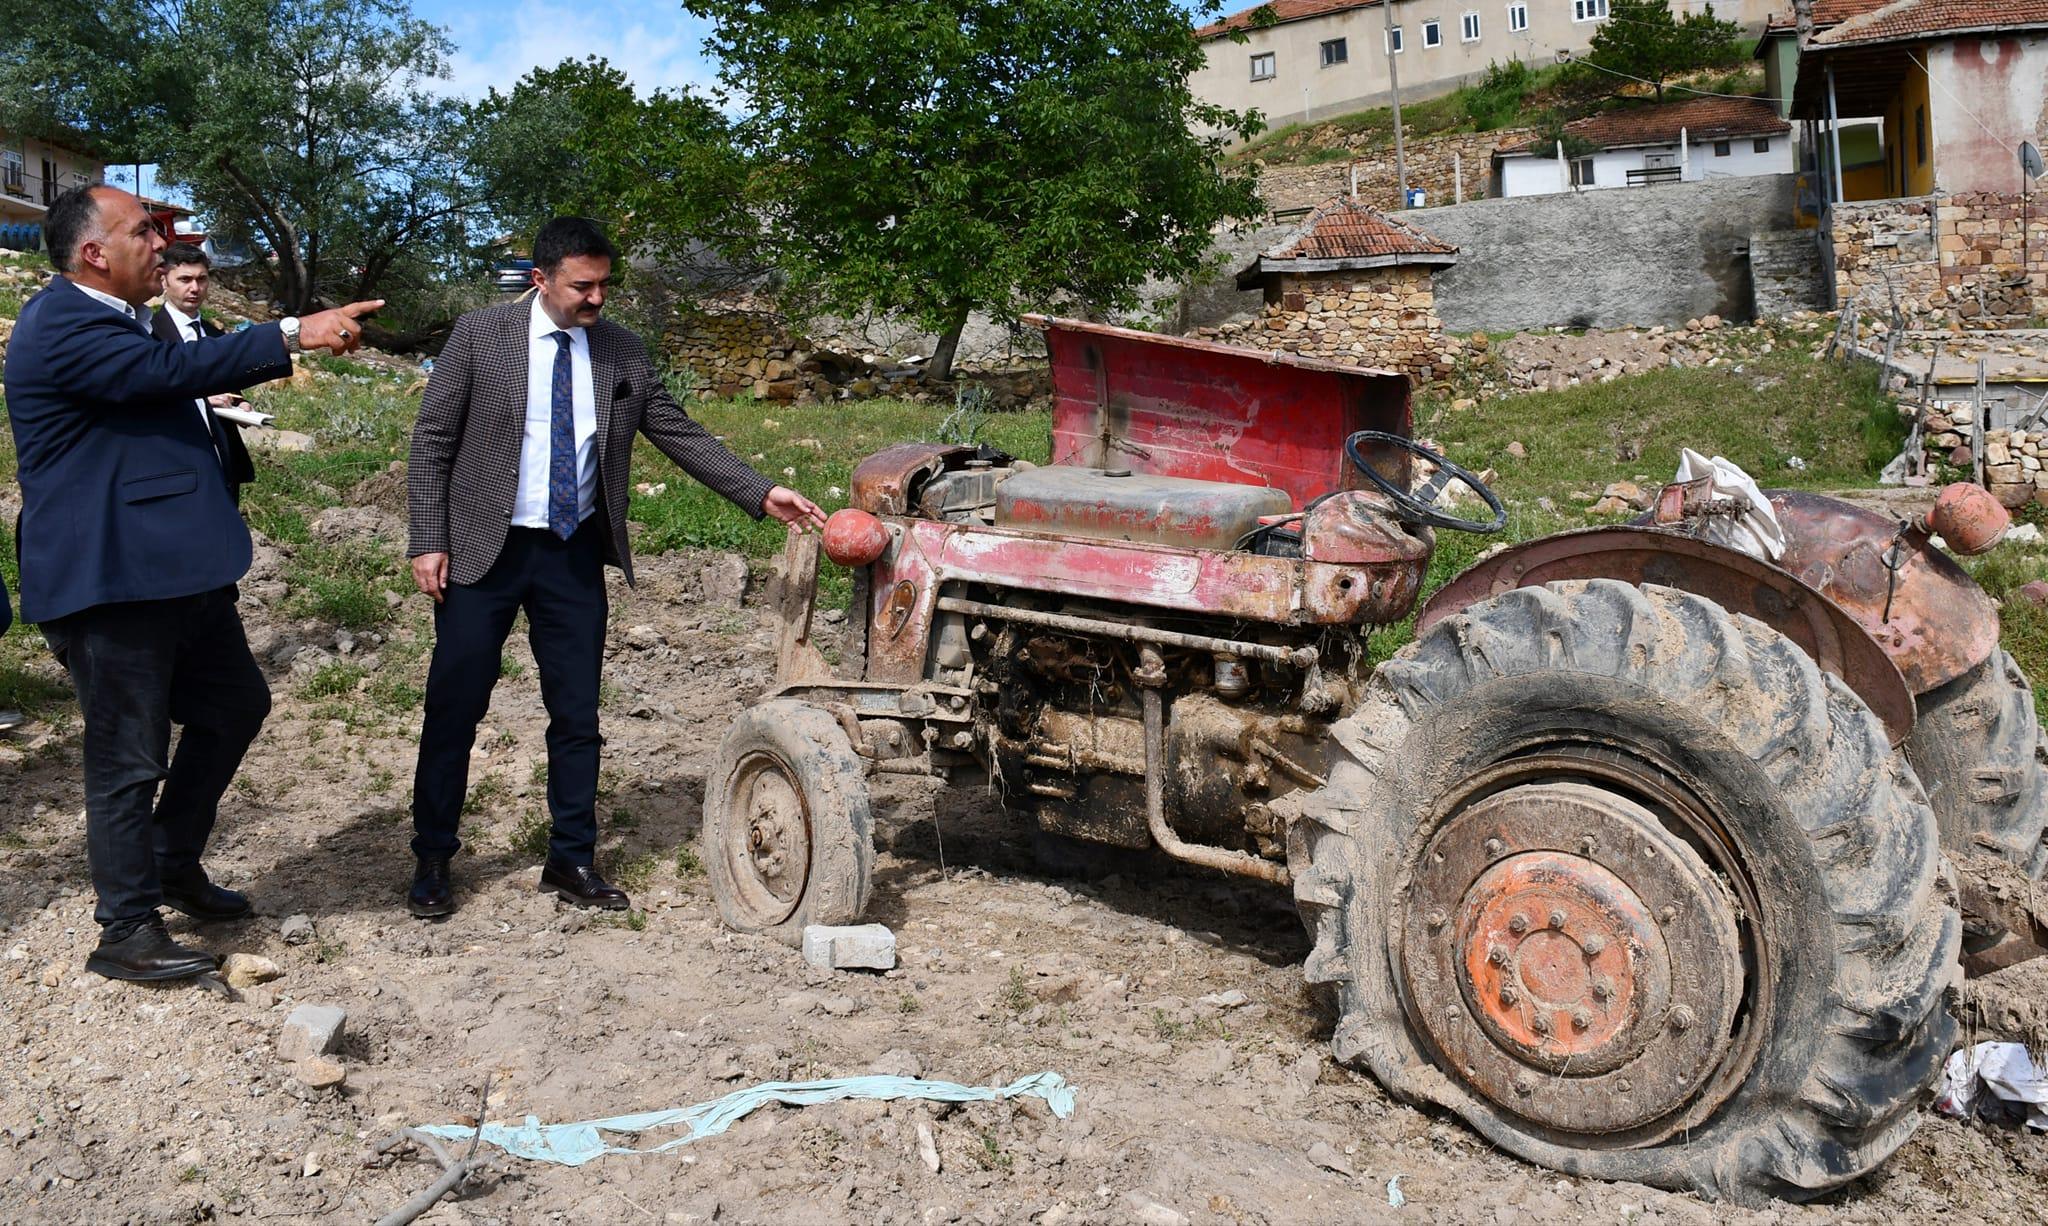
[1761,0,1893,34]
[1812,0,2048,45]
[1503,97,1790,154]
[1196,0,1378,39]
[1265,197,1457,261]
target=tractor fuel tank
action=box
[995,466,1293,551]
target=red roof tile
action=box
[1504,97,1789,154]
[1812,0,2048,45]
[1761,0,1894,34]
[1265,197,1456,261]
[1197,0,1379,39]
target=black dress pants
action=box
[41,587,271,935]
[411,521,607,866]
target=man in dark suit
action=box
[3,185,380,980]
[150,242,257,502]
[404,216,825,918]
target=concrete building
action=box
[0,127,104,226]
[1190,0,1778,132]
[1492,95,1793,194]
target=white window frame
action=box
[1422,19,1443,47]
[1461,12,1481,41]
[1573,0,1610,21]
[1570,156,1596,187]
[1249,51,1276,81]
[1387,25,1405,52]
[1507,3,1528,32]
[1320,37,1348,67]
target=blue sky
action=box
[415,0,724,100]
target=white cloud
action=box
[437,0,723,100]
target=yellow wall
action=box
[1882,57,1935,199]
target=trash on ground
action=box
[1935,1042,2048,1130]
[416,1071,1077,1166]
[1386,1174,1406,1207]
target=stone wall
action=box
[659,304,811,400]
[1257,128,1533,213]
[1832,192,2048,328]
[1194,265,1449,382]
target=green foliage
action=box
[1463,60,1538,131]
[298,661,367,699]
[1586,0,1745,101]
[688,0,1264,379]
[0,0,481,318]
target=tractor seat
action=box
[994,466,1293,551]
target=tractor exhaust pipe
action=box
[1136,647,1292,886]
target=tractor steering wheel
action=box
[1344,430,1507,534]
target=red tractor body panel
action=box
[1029,315,1414,509]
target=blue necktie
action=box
[547,331,578,540]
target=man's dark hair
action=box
[161,242,210,270]
[532,217,617,273]
[44,184,106,275]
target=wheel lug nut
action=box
[1592,978,1613,1001]
[1487,944,1510,966]
[1572,1009,1592,1031]
[1578,836,1597,855]
[1660,904,1679,923]
[1547,910,1566,930]
[1426,909,1448,931]
[1508,913,1530,934]
[1499,984,1518,1005]
[1581,935,1606,957]
[1529,1013,1551,1035]
[1484,837,1505,858]
[1514,1073,1535,1096]
[1669,1006,1696,1033]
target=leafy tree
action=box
[687,0,1264,381]
[1586,0,1743,102]
[465,57,753,285]
[0,0,482,317]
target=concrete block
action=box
[802,923,896,972]
[279,1004,347,1062]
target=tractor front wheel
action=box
[703,699,873,944]
[1282,580,1957,1204]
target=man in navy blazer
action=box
[3,185,380,981]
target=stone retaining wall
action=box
[1195,265,1449,381]
[1832,192,2048,328]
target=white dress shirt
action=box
[74,281,144,323]
[158,300,225,462]
[511,295,599,530]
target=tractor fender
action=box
[1418,525,1918,744]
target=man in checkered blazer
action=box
[404,216,825,918]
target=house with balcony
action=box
[1491,96,1794,195]
[0,127,104,230]
[1189,0,1778,134]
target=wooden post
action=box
[1454,152,1463,204]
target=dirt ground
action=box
[2,540,2046,1226]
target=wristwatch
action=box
[280,316,302,353]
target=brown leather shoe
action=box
[539,861,630,910]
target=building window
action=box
[1573,0,1609,20]
[1423,19,1442,47]
[1461,12,1481,40]
[1571,157,1596,187]
[1713,140,1731,157]
[1250,52,1276,81]
[1321,37,1348,67]
[1914,104,1927,164]
[1387,26,1405,52]
[1752,137,1771,154]
[1508,3,1529,31]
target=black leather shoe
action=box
[85,916,219,982]
[539,861,630,910]
[160,871,253,922]
[409,858,455,919]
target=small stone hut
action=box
[1216,197,1459,382]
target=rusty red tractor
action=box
[702,318,2048,1203]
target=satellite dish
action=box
[2024,141,2045,180]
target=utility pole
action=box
[1382,0,1408,208]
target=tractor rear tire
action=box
[1905,649,2048,881]
[1280,580,1957,1204]
[703,699,873,945]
